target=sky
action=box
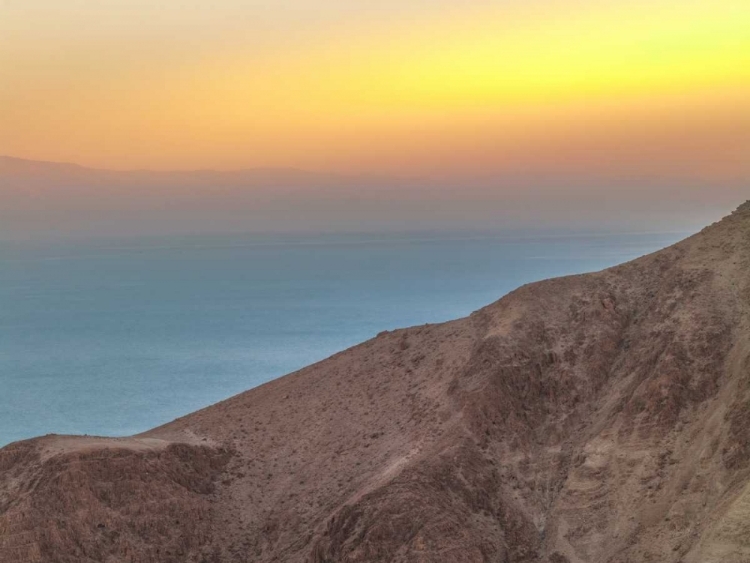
[1,0,748,235]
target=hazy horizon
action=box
[0,154,742,241]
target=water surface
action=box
[0,229,689,446]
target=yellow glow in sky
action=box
[1,0,748,178]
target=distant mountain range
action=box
[0,155,735,238]
[0,154,362,187]
[0,155,421,237]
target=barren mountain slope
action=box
[1,203,749,563]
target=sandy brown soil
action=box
[2,202,750,563]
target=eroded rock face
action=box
[2,202,749,563]
[0,440,230,563]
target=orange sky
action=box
[1,0,749,184]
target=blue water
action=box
[0,229,689,447]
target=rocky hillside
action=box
[1,203,749,563]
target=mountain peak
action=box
[734,199,750,216]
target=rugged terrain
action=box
[1,202,749,563]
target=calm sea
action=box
[0,229,689,446]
